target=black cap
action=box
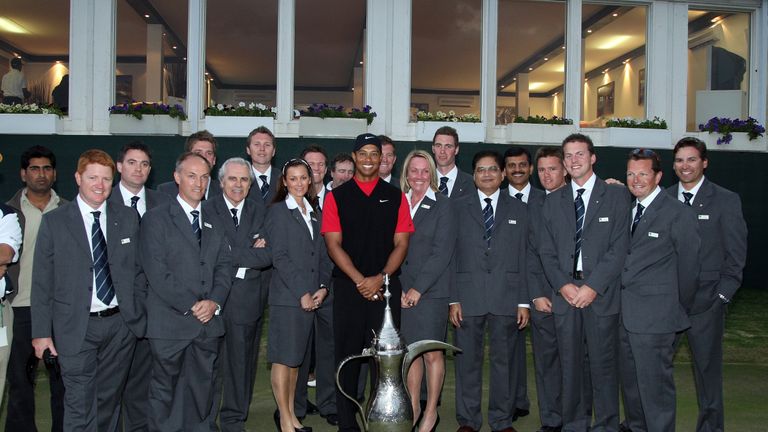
[352,133,381,152]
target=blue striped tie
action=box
[439,176,449,196]
[631,203,644,236]
[91,211,115,305]
[191,210,201,245]
[574,188,586,271]
[259,175,269,201]
[483,197,494,248]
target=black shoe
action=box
[513,408,529,420]
[536,427,562,432]
[306,400,319,415]
[323,413,339,426]
[619,425,633,432]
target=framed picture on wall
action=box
[638,68,646,105]
[597,81,615,118]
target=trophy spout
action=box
[336,349,375,431]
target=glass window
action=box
[496,0,569,124]
[411,0,482,121]
[580,4,647,127]
[686,10,750,131]
[0,1,70,111]
[206,0,277,110]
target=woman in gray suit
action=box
[267,159,332,432]
[399,150,457,432]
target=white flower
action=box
[256,103,266,110]
[248,102,256,109]
[217,104,224,110]
[271,107,278,113]
[294,109,301,117]
[239,102,246,107]
[448,110,456,116]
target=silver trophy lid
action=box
[375,274,405,353]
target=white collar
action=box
[571,172,597,196]
[223,195,245,213]
[118,182,146,202]
[285,194,312,214]
[508,183,531,202]
[636,185,662,209]
[76,194,107,217]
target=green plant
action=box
[698,117,765,145]
[416,110,480,123]
[0,103,64,117]
[299,104,377,125]
[605,116,667,129]
[108,101,187,120]
[513,115,573,125]
[205,102,276,117]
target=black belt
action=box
[89,306,120,317]
[574,271,585,281]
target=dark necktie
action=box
[631,203,645,236]
[190,210,201,245]
[130,196,140,218]
[91,211,115,305]
[231,208,239,227]
[439,176,449,196]
[574,188,586,271]
[482,197,494,248]
[514,192,524,201]
[682,192,693,206]
[259,175,269,201]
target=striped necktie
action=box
[190,210,201,245]
[573,188,586,271]
[91,211,115,305]
[631,203,645,236]
[439,176,449,196]
[259,175,269,201]
[483,197,494,248]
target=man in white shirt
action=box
[378,135,399,187]
[0,202,22,409]
[1,58,29,105]
[246,126,279,203]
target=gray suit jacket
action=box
[450,169,475,199]
[202,195,271,324]
[265,201,331,307]
[621,192,700,334]
[452,191,529,316]
[538,178,631,316]
[31,200,144,355]
[400,193,456,299]
[108,185,169,212]
[140,200,232,339]
[522,187,550,300]
[157,179,222,201]
[667,179,747,313]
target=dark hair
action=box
[272,158,319,211]
[628,148,662,173]
[185,130,217,152]
[10,58,22,70]
[247,126,276,144]
[534,146,563,165]
[330,152,354,172]
[503,146,532,165]
[378,135,395,148]
[174,151,211,173]
[472,150,504,171]
[432,126,459,146]
[673,137,708,161]
[562,133,595,155]
[21,145,56,170]
[300,145,327,162]
[117,141,152,164]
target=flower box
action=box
[299,117,367,138]
[109,115,182,135]
[0,113,61,134]
[699,132,768,152]
[604,127,672,149]
[505,123,576,144]
[204,116,275,137]
[415,121,485,143]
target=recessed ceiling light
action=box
[544,57,549,61]
[351,87,355,91]
[500,85,505,88]
[587,29,593,33]
[55,60,61,64]
[710,16,723,23]
[183,57,187,61]
[0,17,29,34]
[561,46,566,49]
[528,67,533,71]
[513,78,516,81]
[359,61,363,65]
[612,13,618,17]
[205,72,209,75]
[172,45,177,49]
[144,14,150,18]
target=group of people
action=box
[0,124,746,432]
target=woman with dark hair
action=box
[399,150,457,432]
[267,158,331,432]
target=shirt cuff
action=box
[518,303,530,308]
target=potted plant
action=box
[204,102,276,137]
[109,101,186,135]
[604,116,671,149]
[414,110,484,143]
[506,115,576,144]
[298,104,376,138]
[0,103,64,134]
[698,117,767,151]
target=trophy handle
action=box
[336,350,375,431]
[402,340,462,400]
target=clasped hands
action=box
[301,288,328,312]
[559,283,597,308]
[356,274,384,301]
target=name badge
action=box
[648,232,659,238]
[120,238,131,244]
[311,217,318,222]
[204,222,213,228]
[698,215,709,220]
[420,204,431,209]
[599,217,609,223]
[508,219,517,225]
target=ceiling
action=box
[0,0,726,95]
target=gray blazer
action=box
[523,187,550,300]
[203,194,271,324]
[108,185,170,211]
[451,169,475,199]
[400,193,457,299]
[31,200,144,355]
[451,191,529,316]
[538,178,631,316]
[140,200,232,339]
[667,179,747,313]
[265,201,331,307]
[621,192,700,334]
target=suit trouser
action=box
[554,307,619,432]
[6,306,66,432]
[148,336,222,432]
[296,301,337,417]
[218,316,264,432]
[57,314,135,432]
[333,277,401,432]
[531,308,563,428]
[515,325,530,412]
[121,337,151,432]
[619,325,677,432]
[684,300,725,432]
[454,314,520,431]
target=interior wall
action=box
[582,54,647,123]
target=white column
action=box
[366,0,392,135]
[146,24,164,102]
[66,0,95,132]
[91,0,116,134]
[515,73,530,118]
[480,0,498,141]
[564,0,583,123]
[750,1,767,126]
[276,0,295,135]
[186,0,206,133]
[390,0,412,140]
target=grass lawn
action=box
[2,288,766,431]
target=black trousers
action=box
[333,276,401,432]
[5,306,66,432]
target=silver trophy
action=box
[336,274,461,432]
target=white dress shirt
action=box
[437,165,460,197]
[76,195,118,312]
[252,165,273,191]
[508,182,532,203]
[176,196,202,226]
[286,195,314,239]
[406,188,437,219]
[677,176,705,205]
[0,208,22,295]
[118,182,147,216]
[632,186,662,228]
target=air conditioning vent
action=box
[438,97,473,108]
